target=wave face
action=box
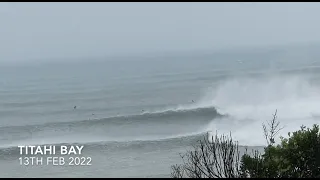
[1,55,320,157]
[2,72,320,150]
[0,106,222,150]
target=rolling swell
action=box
[1,106,222,130]
[0,106,224,152]
[0,132,207,158]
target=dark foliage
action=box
[171,110,320,178]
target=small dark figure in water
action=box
[92,113,95,116]
[141,109,144,112]
[74,106,77,109]
[192,100,194,103]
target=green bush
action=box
[241,124,320,178]
[171,110,320,178]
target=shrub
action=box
[171,133,241,178]
[171,110,320,178]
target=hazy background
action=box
[1,2,320,64]
[2,3,320,178]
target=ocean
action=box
[1,46,320,177]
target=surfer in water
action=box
[74,106,77,110]
[192,100,194,103]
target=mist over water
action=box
[2,2,320,177]
[1,46,320,177]
[202,74,320,146]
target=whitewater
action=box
[0,52,320,177]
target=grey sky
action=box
[1,2,320,63]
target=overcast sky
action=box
[1,2,320,63]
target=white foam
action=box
[199,75,320,146]
[2,74,319,149]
